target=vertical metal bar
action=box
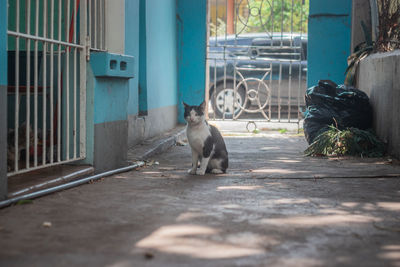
[278,0,284,122]
[271,0,275,39]
[103,0,106,49]
[73,0,77,45]
[94,0,97,49]
[298,0,304,121]
[33,0,40,167]
[225,0,228,41]
[213,58,217,120]
[88,0,91,47]
[205,0,211,119]
[42,0,48,165]
[73,0,77,158]
[233,0,237,120]
[205,58,210,120]
[79,0,87,158]
[215,0,218,43]
[233,59,237,120]
[288,66,292,122]
[288,0,294,122]
[57,0,62,162]
[66,0,70,160]
[99,0,103,49]
[50,0,54,163]
[224,0,229,120]
[214,0,218,120]
[269,63,272,120]
[223,48,227,120]
[280,0,284,47]
[278,63,282,121]
[26,0,32,169]
[14,0,21,172]
[269,0,274,120]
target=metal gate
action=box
[206,0,308,122]
[6,0,88,176]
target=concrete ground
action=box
[1,122,400,267]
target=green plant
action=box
[210,0,309,37]
[305,125,385,157]
[243,0,309,34]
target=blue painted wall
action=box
[146,0,178,111]
[125,0,178,116]
[308,0,352,87]
[176,0,207,123]
[126,0,140,116]
[93,78,129,124]
[138,0,148,115]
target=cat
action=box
[183,101,228,175]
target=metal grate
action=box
[88,0,106,51]
[7,0,87,176]
[206,0,308,123]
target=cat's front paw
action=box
[195,169,206,176]
[188,168,196,175]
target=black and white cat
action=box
[183,101,228,175]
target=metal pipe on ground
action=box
[0,162,145,209]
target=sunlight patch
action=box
[250,168,306,174]
[255,214,381,227]
[273,198,310,204]
[217,185,263,191]
[377,202,400,211]
[176,212,206,222]
[135,224,265,259]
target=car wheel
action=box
[210,82,246,119]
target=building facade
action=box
[0,0,207,199]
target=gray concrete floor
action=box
[1,123,400,267]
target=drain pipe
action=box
[0,161,145,209]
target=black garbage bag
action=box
[304,80,372,144]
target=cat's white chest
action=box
[186,124,210,154]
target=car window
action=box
[249,37,306,61]
[209,35,307,61]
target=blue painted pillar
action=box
[176,0,207,123]
[88,52,134,173]
[308,0,352,87]
[138,0,148,116]
[0,0,8,199]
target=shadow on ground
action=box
[0,129,399,267]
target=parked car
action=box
[208,33,308,119]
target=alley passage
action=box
[1,122,400,267]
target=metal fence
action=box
[88,0,106,51]
[6,0,88,176]
[206,0,308,123]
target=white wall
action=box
[357,51,400,158]
[105,0,125,54]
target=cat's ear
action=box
[200,100,206,111]
[183,102,189,108]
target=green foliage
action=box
[210,18,229,37]
[305,125,385,158]
[210,0,309,37]
[242,0,309,34]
